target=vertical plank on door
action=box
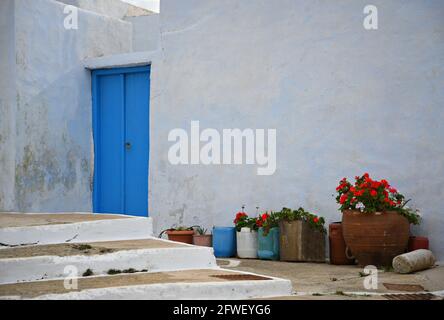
[94,74,124,213]
[124,71,150,216]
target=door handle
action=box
[125,142,132,150]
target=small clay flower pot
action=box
[193,234,213,247]
[166,230,195,244]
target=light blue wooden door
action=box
[92,66,150,217]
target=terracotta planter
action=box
[408,236,429,252]
[166,230,195,244]
[193,234,213,247]
[329,222,355,265]
[342,210,410,267]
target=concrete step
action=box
[0,213,153,246]
[0,269,292,300]
[0,238,217,284]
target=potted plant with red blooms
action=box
[257,212,280,260]
[336,173,421,267]
[234,208,258,258]
[277,207,326,262]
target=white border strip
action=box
[0,217,153,246]
[24,269,292,300]
[0,244,217,284]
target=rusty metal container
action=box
[329,222,355,265]
[279,220,325,262]
[342,210,410,267]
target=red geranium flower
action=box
[336,173,420,225]
[233,212,247,224]
[371,181,381,189]
[313,217,319,223]
[381,179,389,187]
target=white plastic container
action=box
[236,227,258,259]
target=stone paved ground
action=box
[217,258,444,300]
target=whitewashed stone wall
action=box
[0,0,132,212]
[149,0,444,260]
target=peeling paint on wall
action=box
[1,0,133,212]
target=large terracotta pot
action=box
[342,210,410,267]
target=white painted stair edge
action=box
[0,238,217,284]
[0,216,153,246]
[3,270,293,300]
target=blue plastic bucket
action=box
[257,227,280,260]
[213,227,236,258]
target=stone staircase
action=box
[0,213,292,300]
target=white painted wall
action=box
[149,0,444,260]
[0,0,158,214]
[1,0,443,261]
[1,0,132,212]
[0,0,17,211]
[125,14,160,52]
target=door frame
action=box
[91,65,151,215]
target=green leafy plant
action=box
[158,225,200,238]
[172,226,195,231]
[256,212,280,236]
[195,226,208,235]
[107,268,148,275]
[276,207,327,233]
[72,244,92,251]
[82,269,94,277]
[335,173,421,225]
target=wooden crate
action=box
[279,220,325,262]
